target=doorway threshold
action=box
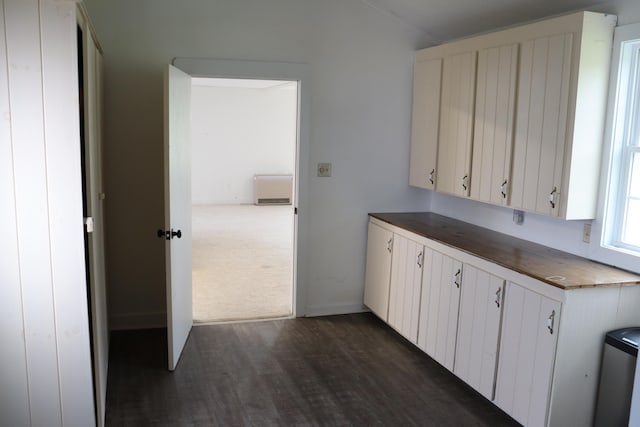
[193,314,295,327]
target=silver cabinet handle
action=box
[547,310,556,334]
[549,187,557,209]
[495,287,502,308]
[501,179,508,199]
[417,251,423,268]
[462,175,469,191]
[387,238,393,253]
[429,169,435,185]
[453,268,461,288]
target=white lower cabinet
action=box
[363,221,394,320]
[365,220,562,425]
[495,282,561,427]
[364,217,640,426]
[417,247,462,371]
[387,234,424,344]
[454,265,505,400]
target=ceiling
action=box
[360,0,611,44]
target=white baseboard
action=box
[109,311,166,331]
[302,303,370,317]
[109,305,371,329]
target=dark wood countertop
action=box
[370,212,640,290]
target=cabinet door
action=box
[437,51,477,197]
[364,221,394,320]
[511,34,573,216]
[409,58,442,190]
[454,265,504,400]
[417,247,462,371]
[388,235,424,343]
[495,282,561,427]
[470,44,518,205]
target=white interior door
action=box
[78,10,109,424]
[164,64,193,371]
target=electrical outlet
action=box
[513,210,524,225]
[583,223,592,243]
[317,163,332,177]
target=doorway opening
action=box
[190,77,298,323]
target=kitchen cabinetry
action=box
[411,12,616,219]
[454,265,505,400]
[365,212,640,427]
[417,247,462,371]
[510,34,572,217]
[511,13,616,219]
[363,221,393,320]
[409,58,442,190]
[436,52,477,197]
[387,234,424,343]
[470,44,518,205]
[495,282,561,427]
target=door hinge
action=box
[84,217,94,233]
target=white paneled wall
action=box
[0,1,95,426]
[0,2,30,423]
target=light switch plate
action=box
[317,163,332,177]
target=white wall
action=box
[430,192,592,254]
[191,82,297,205]
[84,0,432,327]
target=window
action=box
[603,23,640,255]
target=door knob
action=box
[171,229,182,239]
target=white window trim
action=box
[590,22,640,271]
[610,36,640,251]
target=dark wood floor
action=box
[105,313,519,426]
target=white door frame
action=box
[173,58,310,317]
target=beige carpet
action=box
[192,204,294,323]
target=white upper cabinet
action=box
[511,14,617,219]
[510,34,573,216]
[409,58,442,190]
[470,44,518,205]
[411,12,616,219]
[436,52,477,197]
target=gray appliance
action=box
[594,327,640,427]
